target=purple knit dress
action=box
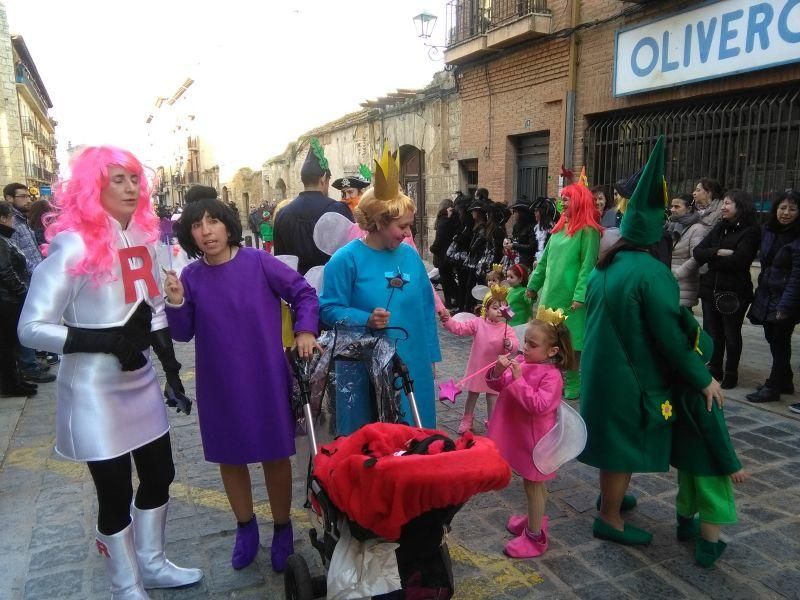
[166,247,318,464]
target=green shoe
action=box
[676,514,699,541]
[595,494,638,512]
[695,538,727,568]
[592,518,652,546]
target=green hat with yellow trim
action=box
[619,135,668,246]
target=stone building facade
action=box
[262,71,461,253]
[0,4,57,194]
[447,0,800,205]
[223,167,264,221]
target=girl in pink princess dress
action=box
[440,285,519,433]
[486,310,577,558]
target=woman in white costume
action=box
[18,146,202,599]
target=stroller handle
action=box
[289,347,320,457]
[392,355,423,428]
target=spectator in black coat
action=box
[504,197,537,268]
[694,189,761,390]
[0,201,35,397]
[458,201,489,312]
[745,191,800,409]
[430,198,460,309]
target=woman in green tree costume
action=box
[526,183,601,398]
[578,136,724,546]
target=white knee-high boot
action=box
[132,502,203,588]
[95,524,150,600]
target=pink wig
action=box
[46,146,158,282]
[551,183,603,237]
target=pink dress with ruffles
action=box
[486,361,562,481]
[442,318,518,393]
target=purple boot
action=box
[231,515,259,570]
[270,520,294,573]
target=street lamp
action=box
[413,11,437,39]
[413,11,449,62]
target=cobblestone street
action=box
[1,318,799,599]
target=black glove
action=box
[164,371,192,414]
[151,328,193,414]
[64,327,148,371]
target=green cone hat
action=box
[619,135,668,246]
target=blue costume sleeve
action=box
[418,258,442,362]
[319,247,373,327]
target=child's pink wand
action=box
[438,352,522,403]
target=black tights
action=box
[87,433,175,535]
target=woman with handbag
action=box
[430,198,460,310]
[745,191,800,409]
[693,190,761,389]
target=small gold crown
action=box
[491,263,504,274]
[536,305,568,326]
[373,143,400,201]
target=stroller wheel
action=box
[284,554,315,600]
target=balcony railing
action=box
[21,116,35,137]
[446,0,490,47]
[490,0,549,28]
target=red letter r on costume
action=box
[119,246,159,303]
[96,539,110,558]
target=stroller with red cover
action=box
[285,327,511,600]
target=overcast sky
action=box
[5,0,447,179]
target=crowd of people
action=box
[1,137,799,597]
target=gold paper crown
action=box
[481,284,510,316]
[491,263,504,274]
[485,284,509,305]
[373,144,401,201]
[536,306,568,326]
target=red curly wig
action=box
[551,183,603,237]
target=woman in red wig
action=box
[525,183,602,398]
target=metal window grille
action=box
[585,89,800,209]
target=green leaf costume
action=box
[526,227,600,350]
[578,251,712,472]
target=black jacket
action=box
[273,191,353,275]
[510,219,537,267]
[0,224,29,304]
[749,225,800,323]
[694,219,761,302]
[430,213,460,268]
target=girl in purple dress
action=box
[163,194,319,572]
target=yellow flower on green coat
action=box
[661,400,673,421]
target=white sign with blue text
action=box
[614,0,800,96]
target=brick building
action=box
[263,72,461,252]
[446,0,800,205]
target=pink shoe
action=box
[507,514,548,536]
[457,414,474,434]
[504,527,548,558]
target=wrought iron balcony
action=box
[444,0,550,64]
[490,0,549,27]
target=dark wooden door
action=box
[516,133,550,201]
[400,146,426,253]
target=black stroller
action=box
[284,327,511,600]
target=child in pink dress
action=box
[486,311,577,558]
[440,286,519,433]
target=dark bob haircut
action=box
[175,197,243,259]
[722,189,757,226]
